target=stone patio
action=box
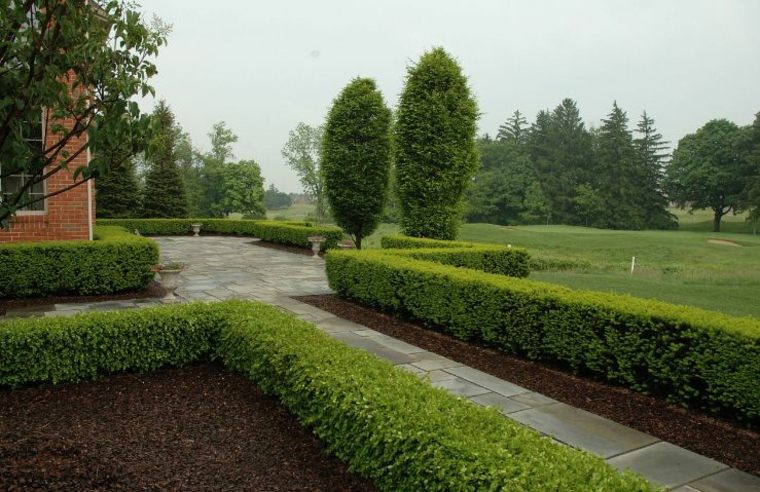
[2,236,758,491]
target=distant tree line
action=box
[97,101,266,219]
[470,103,760,232]
[469,100,676,230]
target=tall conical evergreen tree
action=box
[95,157,141,218]
[634,111,676,229]
[142,100,187,218]
[395,47,479,240]
[497,110,528,145]
[596,101,642,229]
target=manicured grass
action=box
[671,208,758,234]
[364,222,760,318]
[265,202,317,221]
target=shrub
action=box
[325,249,760,424]
[380,235,530,277]
[0,226,157,298]
[97,218,344,250]
[0,300,654,491]
[395,47,479,240]
[322,77,392,249]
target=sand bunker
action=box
[707,239,742,247]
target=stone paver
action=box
[2,236,756,491]
[509,402,660,459]
[608,442,728,489]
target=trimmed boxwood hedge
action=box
[325,248,760,424]
[381,234,530,277]
[97,218,344,250]
[0,226,158,298]
[0,300,654,491]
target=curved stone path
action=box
[3,236,758,491]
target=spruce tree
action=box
[497,110,528,145]
[322,77,392,249]
[95,157,141,218]
[596,101,642,229]
[395,47,479,240]
[142,101,187,218]
[634,112,676,229]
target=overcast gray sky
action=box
[137,0,760,193]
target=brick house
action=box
[0,111,95,243]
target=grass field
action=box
[264,204,759,317]
[265,203,316,221]
[365,222,760,318]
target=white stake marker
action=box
[631,256,636,275]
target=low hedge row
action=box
[382,234,587,272]
[325,249,760,423]
[97,218,344,250]
[381,234,531,277]
[0,301,654,491]
[0,226,158,298]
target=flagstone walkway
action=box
[3,236,758,491]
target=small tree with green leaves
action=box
[142,101,187,218]
[221,160,265,218]
[281,123,327,222]
[395,47,479,239]
[322,78,391,249]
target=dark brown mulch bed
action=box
[0,363,376,492]
[296,294,760,477]
[0,282,166,316]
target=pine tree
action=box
[95,157,141,218]
[497,110,528,145]
[596,101,643,229]
[142,101,187,218]
[634,112,676,229]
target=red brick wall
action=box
[0,115,95,243]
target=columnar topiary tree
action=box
[395,47,479,239]
[322,78,392,249]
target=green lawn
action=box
[365,222,760,318]
[265,203,316,221]
[671,207,758,234]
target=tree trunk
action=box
[355,233,362,250]
[712,209,723,233]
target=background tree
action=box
[322,77,392,249]
[634,111,677,229]
[142,101,187,218]
[199,121,237,217]
[95,158,141,218]
[573,183,606,227]
[665,119,748,232]
[520,181,550,224]
[281,123,327,222]
[744,112,760,233]
[595,101,643,229]
[497,110,528,145]
[395,47,479,239]
[466,140,537,225]
[0,0,166,227]
[221,160,265,218]
[264,184,293,210]
[175,131,204,217]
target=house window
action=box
[0,113,46,213]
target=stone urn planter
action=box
[191,223,202,237]
[153,262,187,300]
[307,236,326,258]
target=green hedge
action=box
[0,226,157,298]
[97,218,344,250]
[381,234,531,277]
[0,300,654,491]
[325,249,760,424]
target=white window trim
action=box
[1,111,47,216]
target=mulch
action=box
[0,282,166,316]
[0,363,376,491]
[296,294,760,477]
